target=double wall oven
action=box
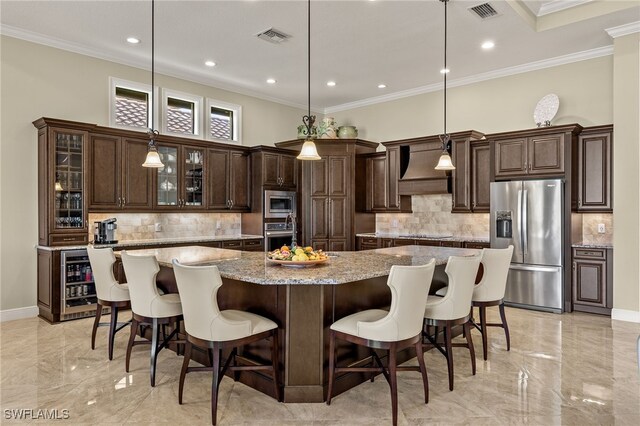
[263,190,296,251]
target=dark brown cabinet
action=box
[572,247,612,315]
[450,134,488,213]
[574,125,612,212]
[88,134,153,211]
[356,236,379,250]
[262,152,297,189]
[470,141,490,212]
[155,144,207,210]
[362,149,411,213]
[207,148,250,211]
[494,134,565,178]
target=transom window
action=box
[109,78,153,130]
[162,89,202,137]
[206,99,242,144]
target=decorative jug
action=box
[317,117,338,139]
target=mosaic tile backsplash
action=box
[376,194,490,238]
[88,213,242,241]
[580,213,613,245]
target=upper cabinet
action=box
[361,149,411,213]
[155,144,206,210]
[572,125,613,212]
[446,131,486,213]
[207,148,250,211]
[261,151,297,189]
[470,141,490,212]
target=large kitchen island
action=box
[120,245,480,403]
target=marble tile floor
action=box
[1,308,639,425]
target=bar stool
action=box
[172,260,281,426]
[327,260,436,426]
[87,245,131,360]
[423,255,481,391]
[470,245,514,360]
[121,252,183,387]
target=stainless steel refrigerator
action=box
[490,179,564,312]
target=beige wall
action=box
[0,36,305,311]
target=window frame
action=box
[109,77,156,131]
[161,88,203,138]
[205,98,242,145]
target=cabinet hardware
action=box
[578,199,582,206]
[63,237,74,241]
[122,197,125,207]
[528,162,532,171]
[572,262,576,270]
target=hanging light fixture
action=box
[142,0,164,168]
[435,0,455,171]
[297,0,321,161]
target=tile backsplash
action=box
[376,194,490,238]
[88,213,242,241]
[580,213,613,245]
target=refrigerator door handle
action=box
[522,189,528,256]
[509,264,561,273]
[517,189,523,255]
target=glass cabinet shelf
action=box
[54,131,85,230]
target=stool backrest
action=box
[172,260,252,341]
[357,259,436,342]
[87,245,119,300]
[473,245,514,302]
[441,255,482,320]
[121,252,161,317]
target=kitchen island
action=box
[119,245,480,402]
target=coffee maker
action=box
[94,218,118,244]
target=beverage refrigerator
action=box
[60,249,99,319]
[490,179,564,312]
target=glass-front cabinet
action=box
[55,132,85,229]
[155,144,205,209]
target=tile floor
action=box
[1,308,639,425]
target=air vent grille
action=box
[468,3,499,19]
[256,28,291,44]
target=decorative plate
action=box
[533,94,559,127]
[266,258,329,268]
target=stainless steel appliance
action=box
[94,218,118,244]
[264,190,296,219]
[60,249,99,320]
[490,179,564,312]
[264,222,294,252]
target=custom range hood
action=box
[382,130,484,195]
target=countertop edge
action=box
[356,233,490,244]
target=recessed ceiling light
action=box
[326,81,336,87]
[378,84,387,89]
[126,37,140,44]
[481,41,495,50]
[266,78,276,84]
[205,60,216,67]
[440,68,450,74]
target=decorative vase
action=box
[317,117,338,139]
[337,126,358,139]
[297,124,317,139]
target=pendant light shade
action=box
[297,140,321,160]
[435,151,455,170]
[54,180,64,191]
[142,140,164,168]
[436,0,455,171]
[142,0,164,168]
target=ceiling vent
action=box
[256,28,291,44]
[468,3,500,20]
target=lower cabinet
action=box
[572,247,613,315]
[356,236,379,250]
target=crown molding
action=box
[324,45,613,114]
[605,21,640,38]
[537,0,593,17]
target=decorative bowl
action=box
[267,258,329,268]
[338,126,358,139]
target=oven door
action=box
[264,231,294,251]
[264,191,296,218]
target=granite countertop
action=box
[572,242,613,249]
[119,245,481,285]
[356,233,490,244]
[36,234,264,251]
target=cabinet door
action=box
[310,158,328,196]
[387,147,401,210]
[155,145,179,207]
[310,197,328,239]
[311,239,328,251]
[528,134,564,175]
[329,197,348,240]
[452,139,471,212]
[88,133,121,210]
[329,156,348,197]
[494,138,527,178]
[279,154,297,188]
[471,142,490,212]
[182,146,205,209]
[578,132,611,211]
[329,240,347,251]
[207,148,230,210]
[573,259,607,308]
[262,153,280,187]
[229,150,250,211]
[368,155,386,211]
[121,138,153,210]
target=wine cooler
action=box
[60,249,100,320]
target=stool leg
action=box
[211,342,221,425]
[179,341,192,405]
[91,304,102,350]
[271,330,281,402]
[499,303,511,351]
[125,317,139,373]
[108,306,119,361]
[444,322,454,391]
[150,318,159,387]
[464,320,476,375]
[480,306,488,360]
[326,331,336,405]
[389,345,398,426]
[415,340,429,404]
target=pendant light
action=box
[142,0,164,168]
[297,0,321,161]
[435,0,455,171]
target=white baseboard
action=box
[611,308,640,323]
[0,306,39,323]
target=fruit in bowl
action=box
[267,244,328,262]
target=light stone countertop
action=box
[36,234,264,251]
[356,233,490,244]
[120,245,481,285]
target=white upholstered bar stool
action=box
[121,252,183,387]
[423,255,481,391]
[172,260,281,426]
[87,245,131,360]
[469,245,514,360]
[327,260,436,426]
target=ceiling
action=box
[1,1,638,112]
